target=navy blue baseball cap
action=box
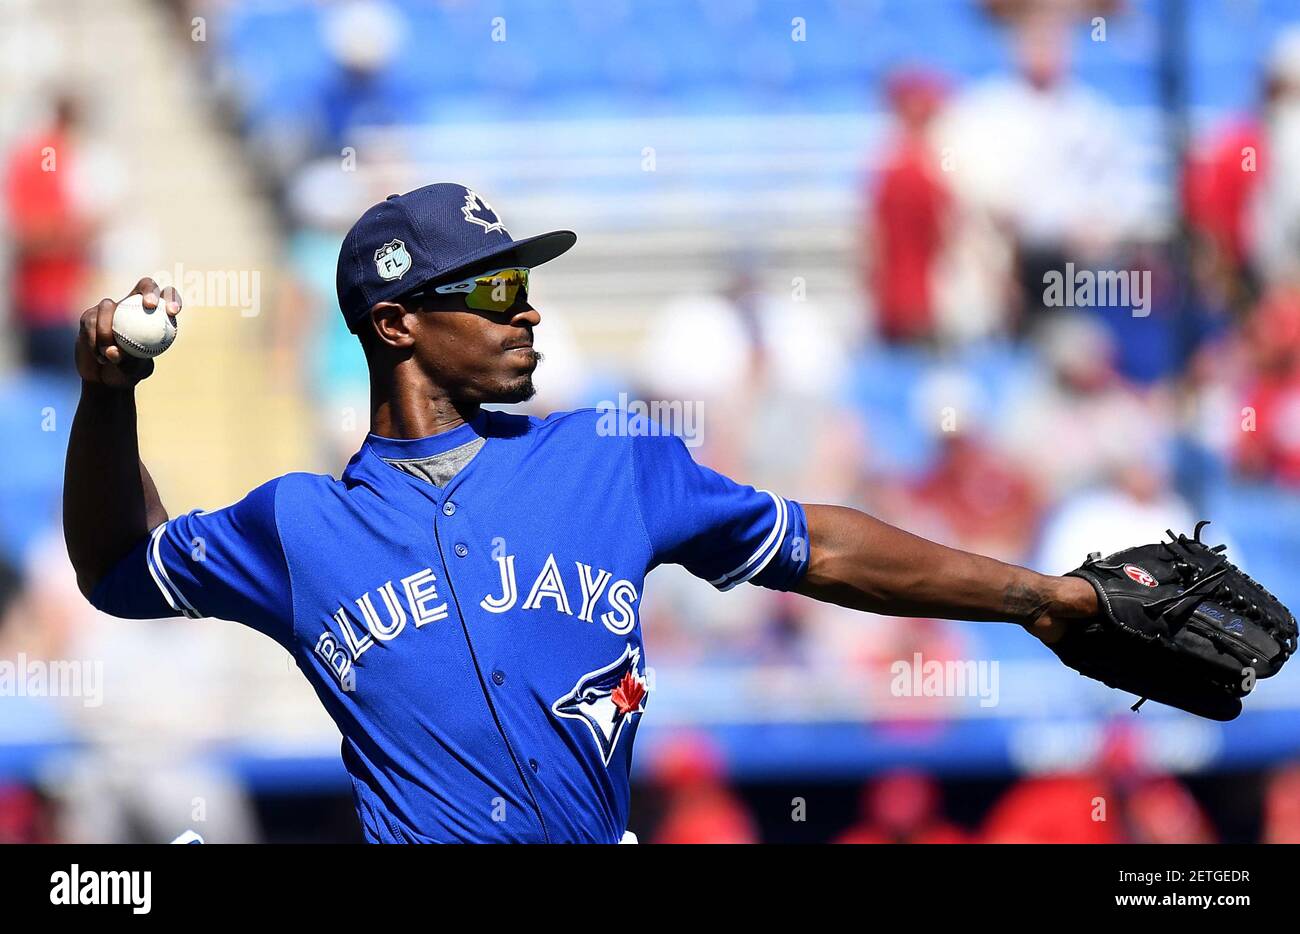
[336,183,577,332]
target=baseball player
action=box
[64,183,1101,843]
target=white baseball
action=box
[112,292,177,359]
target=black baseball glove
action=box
[1049,521,1297,721]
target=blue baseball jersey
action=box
[91,408,809,843]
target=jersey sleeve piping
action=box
[709,491,789,592]
[145,520,201,619]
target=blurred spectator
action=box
[2,93,95,373]
[650,734,759,844]
[983,773,1118,843]
[1183,120,1262,308]
[1125,776,1217,844]
[999,313,1163,499]
[865,69,951,345]
[1234,287,1300,485]
[1262,762,1300,843]
[938,7,1144,332]
[1184,26,1300,303]
[866,615,975,723]
[834,769,968,844]
[1249,28,1300,291]
[639,269,849,405]
[245,0,407,181]
[902,431,1040,562]
[1034,466,1198,575]
[638,267,854,491]
[0,786,51,843]
[316,0,407,154]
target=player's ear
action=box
[367,301,416,350]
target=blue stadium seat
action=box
[0,375,79,563]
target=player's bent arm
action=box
[64,384,168,598]
[63,279,180,599]
[795,504,1097,639]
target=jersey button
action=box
[443,501,456,516]
[454,543,469,557]
[528,758,539,773]
[491,670,505,685]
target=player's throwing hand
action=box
[75,277,182,387]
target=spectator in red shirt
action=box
[1184,27,1300,302]
[1183,122,1261,295]
[1125,777,1216,845]
[865,69,951,344]
[982,724,1217,843]
[3,95,94,372]
[1263,762,1300,844]
[1235,288,1300,485]
[904,432,1041,562]
[835,770,968,844]
[0,785,53,844]
[650,734,760,844]
[982,772,1121,843]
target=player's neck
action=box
[369,385,480,440]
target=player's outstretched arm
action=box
[63,278,180,598]
[795,504,1097,640]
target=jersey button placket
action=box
[430,480,548,842]
[440,500,468,556]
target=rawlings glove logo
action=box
[1123,564,1158,587]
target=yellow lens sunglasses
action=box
[427,267,530,312]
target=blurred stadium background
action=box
[3,0,1300,843]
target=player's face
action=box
[408,290,543,404]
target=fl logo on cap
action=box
[374,239,412,281]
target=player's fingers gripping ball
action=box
[112,292,178,359]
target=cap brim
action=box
[426,230,577,289]
[495,229,578,270]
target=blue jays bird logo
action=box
[461,189,506,234]
[551,644,648,766]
